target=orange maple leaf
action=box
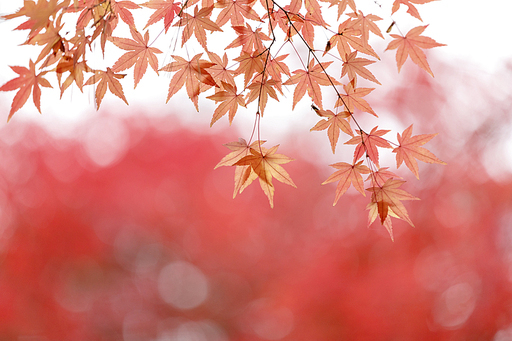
[336,80,376,116]
[56,59,91,97]
[160,54,216,110]
[111,0,140,28]
[215,0,261,27]
[234,145,296,208]
[325,19,379,60]
[207,81,246,126]
[345,126,392,167]
[347,11,383,47]
[3,0,63,38]
[310,108,353,153]
[110,28,162,88]
[215,139,266,198]
[141,0,181,32]
[322,160,370,205]
[0,60,52,121]
[206,52,237,88]
[225,23,271,53]
[391,0,436,21]
[84,67,128,109]
[176,5,222,49]
[341,51,381,85]
[385,25,445,77]
[393,124,446,179]
[283,60,339,109]
[366,178,419,229]
[245,77,280,115]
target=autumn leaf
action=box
[215,139,266,198]
[391,0,436,21]
[325,19,379,60]
[160,54,216,110]
[347,11,383,47]
[56,59,91,97]
[0,60,52,121]
[111,0,140,28]
[84,67,128,109]
[393,124,446,179]
[207,81,246,126]
[385,25,445,77]
[283,60,339,109]
[176,5,222,49]
[206,52,237,88]
[336,79,376,116]
[215,0,261,27]
[110,28,162,88]
[245,77,280,115]
[3,0,63,38]
[345,126,392,167]
[366,178,419,229]
[341,51,381,85]
[310,108,353,153]
[322,160,370,205]
[234,145,295,208]
[225,23,271,53]
[141,0,181,32]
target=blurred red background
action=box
[1,63,512,340]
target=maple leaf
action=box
[366,201,396,241]
[341,51,381,85]
[233,51,265,87]
[215,0,261,27]
[336,80,376,116]
[176,5,222,49]
[345,126,392,167]
[325,19,380,60]
[27,17,64,65]
[207,82,246,126]
[141,0,181,32]
[110,28,162,88]
[347,11,383,47]
[84,67,128,109]
[0,60,52,121]
[206,52,236,88]
[234,145,296,208]
[385,25,445,77]
[245,77,280,115]
[3,0,63,38]
[283,60,339,109]
[310,108,353,153]
[160,54,216,110]
[322,160,370,205]
[366,178,419,230]
[56,59,92,97]
[111,0,140,28]
[214,139,266,198]
[393,124,446,179]
[225,23,271,53]
[366,167,400,187]
[391,0,436,21]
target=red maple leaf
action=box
[385,25,445,77]
[345,126,392,167]
[141,0,181,32]
[207,82,246,126]
[322,160,371,205]
[283,60,339,109]
[84,67,128,109]
[0,60,52,121]
[110,28,162,88]
[160,54,216,110]
[310,108,353,153]
[393,124,446,179]
[391,0,436,21]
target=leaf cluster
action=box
[1,0,446,239]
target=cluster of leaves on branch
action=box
[1,0,446,239]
